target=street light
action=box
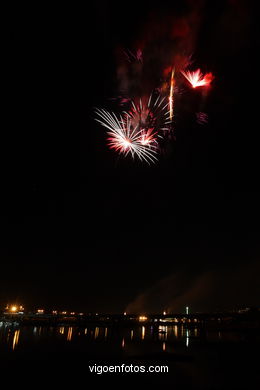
[10,306,18,313]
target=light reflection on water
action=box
[67,327,73,341]
[12,330,20,350]
[141,326,145,340]
[0,323,202,352]
[3,323,247,354]
[186,329,189,347]
[94,327,99,339]
[0,321,258,389]
[158,325,167,340]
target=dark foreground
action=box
[1,322,259,389]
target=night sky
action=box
[1,1,259,313]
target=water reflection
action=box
[158,325,167,340]
[12,330,20,350]
[0,323,205,351]
[0,322,256,389]
[94,327,99,339]
[67,327,73,341]
[141,326,145,340]
[186,330,189,347]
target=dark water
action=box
[0,321,259,388]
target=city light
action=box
[4,304,24,314]
[139,315,148,322]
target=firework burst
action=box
[125,94,171,134]
[181,69,213,88]
[95,108,158,164]
[95,93,171,164]
[95,46,214,165]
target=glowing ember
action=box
[181,69,213,88]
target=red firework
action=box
[181,69,214,88]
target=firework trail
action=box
[181,69,213,88]
[169,67,175,121]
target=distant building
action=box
[238,307,250,313]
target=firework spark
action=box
[124,48,143,63]
[95,108,158,164]
[196,112,208,125]
[181,69,213,88]
[125,94,170,133]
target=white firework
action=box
[95,108,158,164]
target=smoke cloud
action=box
[126,261,260,313]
